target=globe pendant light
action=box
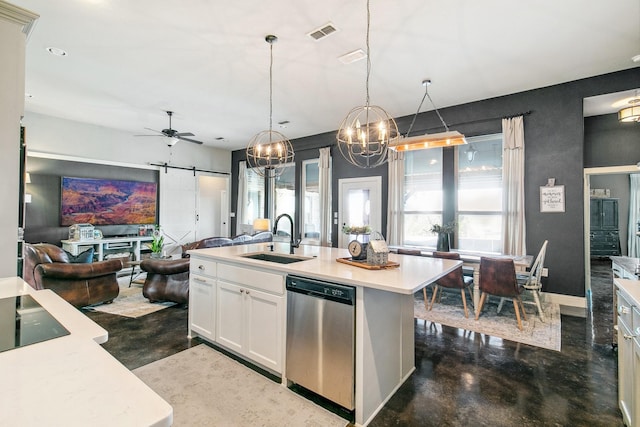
[336,0,399,169]
[246,35,294,178]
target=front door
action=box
[338,176,382,248]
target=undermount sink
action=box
[239,252,313,264]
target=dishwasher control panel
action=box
[286,275,355,305]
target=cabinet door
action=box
[217,281,244,353]
[590,199,602,229]
[601,199,618,229]
[189,275,216,340]
[245,288,283,373]
[618,318,634,426]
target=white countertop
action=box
[189,243,462,294]
[0,277,172,427]
[615,278,640,307]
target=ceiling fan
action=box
[136,111,203,145]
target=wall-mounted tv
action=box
[60,176,157,226]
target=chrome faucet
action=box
[273,213,300,254]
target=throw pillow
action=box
[64,247,94,263]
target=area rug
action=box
[133,344,348,427]
[414,291,561,351]
[84,283,176,318]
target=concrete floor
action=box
[84,259,623,426]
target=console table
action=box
[61,236,153,262]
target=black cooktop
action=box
[0,295,69,353]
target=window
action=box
[243,166,265,230]
[301,159,321,243]
[403,148,443,247]
[457,134,503,252]
[270,163,295,237]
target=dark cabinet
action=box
[590,198,620,256]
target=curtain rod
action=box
[406,110,533,135]
[148,162,230,176]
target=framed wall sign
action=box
[540,185,565,213]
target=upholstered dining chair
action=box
[475,257,527,330]
[517,240,548,322]
[428,251,474,318]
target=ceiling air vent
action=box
[307,23,338,41]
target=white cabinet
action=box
[188,256,217,341]
[189,274,216,340]
[617,289,639,427]
[188,257,285,374]
[216,277,284,374]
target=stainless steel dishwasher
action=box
[285,275,355,410]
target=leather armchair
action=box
[140,258,189,304]
[23,243,122,308]
[140,232,274,304]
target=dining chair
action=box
[475,257,527,330]
[516,240,548,322]
[428,251,474,318]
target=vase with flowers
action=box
[429,222,456,252]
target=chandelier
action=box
[336,0,399,168]
[246,35,294,178]
[390,79,467,151]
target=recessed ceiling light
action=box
[46,47,67,57]
[632,54,640,63]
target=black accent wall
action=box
[232,68,640,298]
[24,157,159,246]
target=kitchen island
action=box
[188,243,461,426]
[0,277,172,427]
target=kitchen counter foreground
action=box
[0,277,172,427]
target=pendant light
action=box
[390,79,467,152]
[618,97,640,123]
[336,0,399,169]
[246,35,294,178]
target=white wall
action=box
[0,3,31,277]
[22,111,231,173]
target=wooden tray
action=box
[336,257,400,270]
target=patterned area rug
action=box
[84,282,176,318]
[133,344,348,427]
[414,290,561,351]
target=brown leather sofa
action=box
[23,243,122,308]
[139,232,273,304]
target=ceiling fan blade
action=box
[143,127,164,134]
[174,132,195,137]
[177,136,204,145]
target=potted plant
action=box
[429,222,456,252]
[150,225,164,258]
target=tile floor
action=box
[84,259,623,426]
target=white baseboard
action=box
[542,292,587,318]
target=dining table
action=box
[392,247,533,315]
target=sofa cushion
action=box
[64,247,94,263]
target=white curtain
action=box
[501,116,526,256]
[628,174,640,258]
[236,161,247,232]
[386,149,405,246]
[319,147,332,246]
